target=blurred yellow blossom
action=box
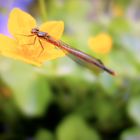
[88,33,113,54]
[0,8,65,66]
[112,4,124,17]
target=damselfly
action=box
[27,28,116,76]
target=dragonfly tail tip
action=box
[111,71,117,76]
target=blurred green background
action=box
[0,0,140,140]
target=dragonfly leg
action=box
[38,39,44,56]
[16,33,35,37]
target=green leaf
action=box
[56,115,101,140]
[120,127,140,140]
[109,17,131,34]
[114,0,131,8]
[35,129,53,140]
[127,96,140,125]
[99,74,118,96]
[0,59,52,116]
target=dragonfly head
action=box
[31,28,39,35]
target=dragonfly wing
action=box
[52,40,115,75]
[67,53,102,74]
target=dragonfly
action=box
[25,27,116,76]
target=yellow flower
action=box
[88,33,112,54]
[112,4,124,17]
[0,8,65,66]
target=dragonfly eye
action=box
[31,28,39,34]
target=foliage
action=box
[0,0,140,140]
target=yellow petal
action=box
[2,8,65,66]
[0,34,42,66]
[0,34,18,53]
[39,48,65,61]
[112,4,124,17]
[8,8,36,37]
[88,33,112,54]
[0,34,25,61]
[39,21,65,59]
[40,21,64,40]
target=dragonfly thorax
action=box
[37,31,47,37]
[31,28,47,37]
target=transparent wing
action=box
[67,53,102,74]
[56,40,116,76]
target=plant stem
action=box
[39,0,47,21]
